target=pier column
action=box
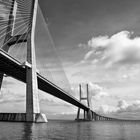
[26,0,47,122]
[76,84,93,121]
[86,108,92,121]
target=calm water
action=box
[0,120,140,140]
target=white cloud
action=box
[88,82,109,100]
[0,4,9,20]
[97,99,140,115]
[97,105,118,114]
[117,100,140,112]
[117,100,129,110]
[88,35,109,49]
[83,31,140,67]
[84,50,94,60]
[61,107,77,115]
[0,89,25,104]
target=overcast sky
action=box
[1,0,140,119]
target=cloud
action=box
[88,82,109,100]
[83,31,140,67]
[0,4,9,20]
[0,90,25,104]
[39,92,71,107]
[117,100,140,112]
[97,105,118,114]
[117,100,129,110]
[84,50,94,60]
[97,99,140,116]
[61,107,77,115]
[2,80,15,88]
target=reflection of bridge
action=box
[0,0,119,122]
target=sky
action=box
[1,0,140,120]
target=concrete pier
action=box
[26,0,47,123]
[86,108,92,121]
[76,84,93,121]
[0,0,47,123]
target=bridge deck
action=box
[0,49,88,111]
[0,49,121,121]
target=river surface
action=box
[0,120,140,140]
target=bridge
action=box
[0,0,120,122]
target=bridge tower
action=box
[26,0,47,123]
[0,0,17,88]
[0,0,47,122]
[76,84,92,121]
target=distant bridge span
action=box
[0,49,88,111]
[0,49,118,121]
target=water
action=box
[0,120,140,140]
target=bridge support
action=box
[26,0,47,122]
[86,108,92,121]
[0,0,47,123]
[76,84,93,121]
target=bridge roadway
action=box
[0,49,119,121]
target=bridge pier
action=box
[25,0,47,123]
[0,0,47,123]
[86,108,92,121]
[76,84,93,121]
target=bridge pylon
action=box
[0,0,17,89]
[0,0,47,123]
[76,84,93,121]
[0,0,27,88]
[25,0,47,123]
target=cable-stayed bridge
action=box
[0,48,118,122]
[0,0,120,122]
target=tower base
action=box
[35,113,48,123]
[86,109,92,121]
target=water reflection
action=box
[22,122,49,139]
[22,123,33,140]
[75,122,94,140]
[12,120,140,140]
